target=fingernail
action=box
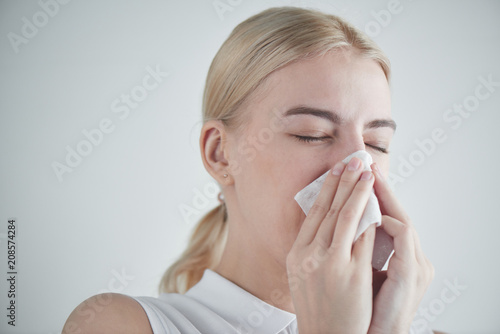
[347,157,361,171]
[360,171,372,180]
[331,162,345,175]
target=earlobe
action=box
[199,120,233,185]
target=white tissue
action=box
[294,150,393,270]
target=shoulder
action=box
[63,293,153,334]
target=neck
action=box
[214,222,295,314]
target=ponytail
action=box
[159,203,228,293]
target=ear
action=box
[199,120,234,185]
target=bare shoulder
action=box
[63,293,153,334]
[433,331,447,334]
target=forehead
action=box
[247,49,391,125]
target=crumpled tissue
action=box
[294,150,393,270]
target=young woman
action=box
[64,7,439,334]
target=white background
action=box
[0,0,499,333]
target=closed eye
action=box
[293,135,331,143]
[292,135,389,153]
[365,143,388,154]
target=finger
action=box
[314,157,365,246]
[294,163,345,247]
[371,163,409,223]
[379,215,416,261]
[330,170,375,258]
[411,226,428,267]
[408,227,435,289]
[352,223,376,266]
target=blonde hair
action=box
[159,6,391,294]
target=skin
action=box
[63,48,440,333]
[204,48,434,333]
[212,48,393,308]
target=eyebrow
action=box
[366,119,397,131]
[283,106,396,131]
[284,106,341,124]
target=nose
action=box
[329,133,366,166]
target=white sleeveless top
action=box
[133,269,433,334]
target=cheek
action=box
[231,136,310,243]
[372,155,390,178]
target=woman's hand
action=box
[287,158,377,334]
[367,163,435,334]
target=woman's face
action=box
[224,49,394,265]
